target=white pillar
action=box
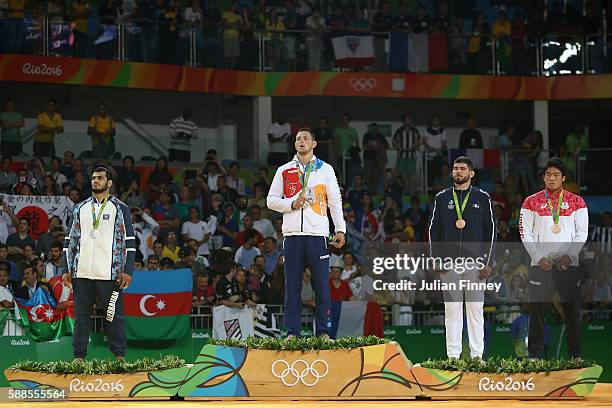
[253,96,272,164]
[533,100,550,161]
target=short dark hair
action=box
[453,156,474,171]
[244,229,258,242]
[401,113,412,121]
[542,158,566,177]
[50,242,63,251]
[147,255,159,262]
[1,156,11,162]
[254,255,264,263]
[47,98,57,105]
[264,236,277,244]
[19,217,29,226]
[160,257,174,267]
[92,166,113,181]
[229,161,239,170]
[297,127,315,140]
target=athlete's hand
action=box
[556,255,572,270]
[62,272,72,287]
[479,265,492,280]
[538,257,553,271]
[291,196,308,210]
[117,272,132,290]
[331,232,345,249]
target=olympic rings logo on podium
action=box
[271,359,329,387]
[349,77,377,92]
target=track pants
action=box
[443,268,484,359]
[73,278,126,358]
[283,235,331,337]
[528,266,581,359]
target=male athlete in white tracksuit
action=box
[428,156,495,359]
[267,129,346,337]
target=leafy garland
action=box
[9,355,185,375]
[209,335,390,351]
[8,340,598,375]
[419,356,597,373]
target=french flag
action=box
[329,301,384,338]
[449,148,501,170]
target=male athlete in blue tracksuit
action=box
[428,156,495,359]
[267,129,346,338]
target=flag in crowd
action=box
[332,35,376,67]
[329,301,384,338]
[123,269,192,341]
[14,283,74,342]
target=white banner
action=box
[331,35,375,67]
[212,305,255,340]
[0,195,74,240]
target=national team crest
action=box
[346,36,360,53]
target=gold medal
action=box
[456,219,466,229]
[551,224,561,234]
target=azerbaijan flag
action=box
[123,269,192,340]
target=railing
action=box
[575,148,612,194]
[501,148,556,183]
[0,13,608,76]
[585,34,611,74]
[3,303,611,336]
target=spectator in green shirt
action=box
[172,184,202,222]
[0,99,25,157]
[565,124,589,154]
[334,113,360,186]
[565,124,589,182]
[333,112,359,165]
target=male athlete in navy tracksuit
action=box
[428,156,495,359]
[267,129,346,338]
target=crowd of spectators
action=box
[0,96,611,329]
[0,1,607,73]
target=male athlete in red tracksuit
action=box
[520,158,589,359]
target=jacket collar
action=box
[292,154,317,167]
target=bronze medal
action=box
[551,224,561,234]
[455,219,466,229]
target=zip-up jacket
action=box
[428,186,496,265]
[64,195,136,280]
[519,189,588,266]
[267,155,346,237]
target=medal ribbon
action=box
[92,196,109,230]
[452,187,471,221]
[296,159,314,194]
[545,189,564,226]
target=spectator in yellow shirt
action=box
[7,0,26,53]
[71,0,89,58]
[265,10,285,71]
[35,99,64,158]
[222,1,243,69]
[162,231,181,263]
[87,102,117,159]
[492,8,512,71]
